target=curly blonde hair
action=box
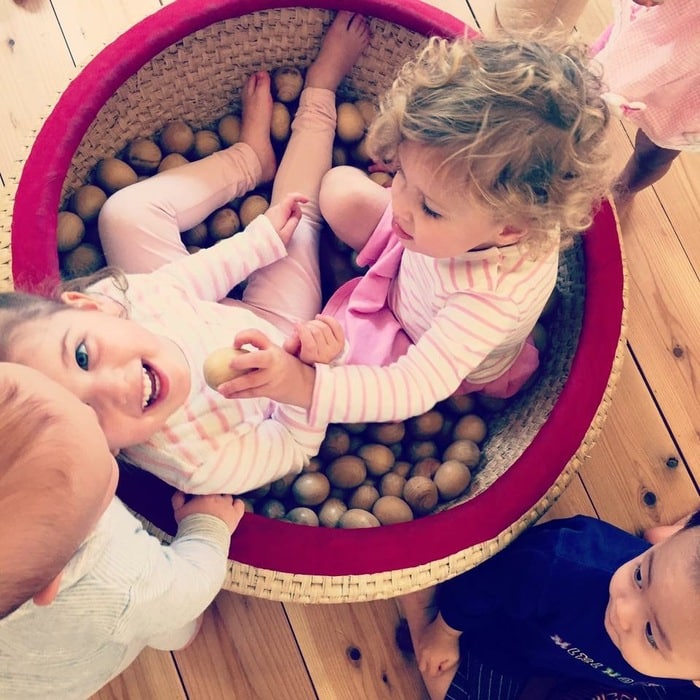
[367,35,612,253]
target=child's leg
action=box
[242,12,370,327]
[319,165,390,252]
[614,128,680,207]
[98,73,276,274]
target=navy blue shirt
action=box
[439,516,699,697]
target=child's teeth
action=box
[142,366,160,409]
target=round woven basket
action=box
[1,0,627,603]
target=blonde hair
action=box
[0,378,91,618]
[367,35,612,253]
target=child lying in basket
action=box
[0,12,370,496]
[400,511,700,699]
[219,29,614,430]
[0,363,245,699]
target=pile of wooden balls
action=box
[56,63,557,527]
[241,392,493,527]
[56,65,387,281]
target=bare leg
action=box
[243,12,370,328]
[398,586,439,651]
[99,73,275,273]
[484,0,588,37]
[613,129,680,210]
[319,165,390,251]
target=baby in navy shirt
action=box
[401,512,700,699]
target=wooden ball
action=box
[68,185,107,223]
[326,455,367,489]
[192,129,221,159]
[239,194,269,227]
[93,158,138,195]
[434,460,472,500]
[125,137,162,174]
[452,414,488,444]
[61,243,105,279]
[403,476,439,516]
[207,207,240,240]
[202,347,251,389]
[338,509,381,529]
[217,114,241,146]
[159,120,195,154]
[56,211,85,252]
[291,472,331,507]
[336,102,365,143]
[272,66,304,103]
[158,153,189,172]
[372,495,414,525]
[270,102,291,142]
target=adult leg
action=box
[242,12,371,328]
[613,128,681,208]
[98,74,276,273]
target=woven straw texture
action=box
[1,2,627,603]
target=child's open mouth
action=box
[141,363,161,410]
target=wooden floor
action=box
[2,1,699,698]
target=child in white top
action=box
[220,34,613,427]
[0,363,244,699]
[0,13,369,495]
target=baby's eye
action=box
[645,622,658,650]
[75,342,90,371]
[421,202,441,219]
[633,563,643,588]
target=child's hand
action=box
[283,314,345,365]
[264,192,309,245]
[216,328,316,409]
[171,491,245,535]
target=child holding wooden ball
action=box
[0,12,369,495]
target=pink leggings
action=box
[98,87,336,335]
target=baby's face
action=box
[8,364,119,526]
[8,299,191,451]
[605,527,700,684]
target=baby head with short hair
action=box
[0,363,118,618]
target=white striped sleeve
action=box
[177,411,325,495]
[146,214,287,302]
[310,293,518,425]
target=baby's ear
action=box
[32,572,63,607]
[60,291,121,316]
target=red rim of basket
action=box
[10,0,624,577]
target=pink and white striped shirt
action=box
[91,215,326,495]
[311,240,558,425]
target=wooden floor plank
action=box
[174,591,317,700]
[89,647,186,700]
[575,348,700,532]
[51,0,162,66]
[285,599,428,700]
[0,0,76,181]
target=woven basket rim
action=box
[2,0,628,602]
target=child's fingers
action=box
[234,328,271,351]
[171,490,186,510]
[315,314,345,342]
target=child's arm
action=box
[221,294,517,424]
[121,494,244,642]
[142,194,306,303]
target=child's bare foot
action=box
[305,11,371,92]
[240,71,277,183]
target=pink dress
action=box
[322,205,541,400]
[591,0,700,151]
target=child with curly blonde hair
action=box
[222,34,613,427]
